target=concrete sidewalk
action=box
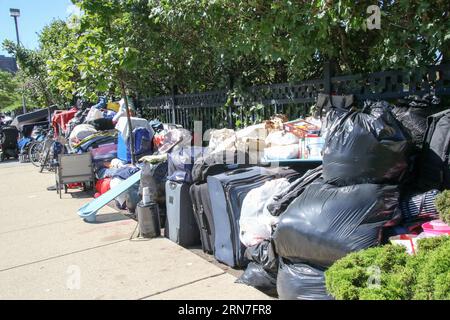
[0,162,270,300]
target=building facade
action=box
[0,55,18,73]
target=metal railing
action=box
[139,63,450,131]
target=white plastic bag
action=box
[85,107,104,122]
[264,144,299,160]
[265,130,299,146]
[239,178,291,247]
[207,128,236,154]
[236,123,268,140]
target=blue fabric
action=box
[103,110,116,120]
[117,128,153,163]
[112,166,140,180]
[167,146,205,183]
[17,137,32,151]
[97,166,140,180]
[92,97,107,110]
[149,119,164,133]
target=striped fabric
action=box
[400,190,440,222]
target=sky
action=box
[0,0,78,56]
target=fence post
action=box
[228,74,235,129]
[171,85,177,125]
[323,60,332,95]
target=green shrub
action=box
[325,245,412,300]
[413,239,450,300]
[325,236,450,300]
[435,190,450,225]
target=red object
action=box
[52,107,78,136]
[422,220,450,235]
[153,134,165,148]
[94,192,101,199]
[67,183,82,189]
[284,119,320,138]
[95,178,111,195]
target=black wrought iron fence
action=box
[139,63,450,131]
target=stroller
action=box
[0,125,19,161]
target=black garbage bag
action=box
[392,94,442,150]
[322,101,412,186]
[277,258,333,300]
[315,93,355,140]
[87,118,115,131]
[236,263,278,296]
[244,240,279,275]
[273,181,401,268]
[267,165,323,216]
[236,240,279,296]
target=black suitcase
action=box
[419,109,450,190]
[190,182,215,253]
[208,166,300,268]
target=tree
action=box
[0,70,21,112]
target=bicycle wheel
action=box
[39,148,50,173]
[28,142,43,167]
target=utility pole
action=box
[10,8,27,115]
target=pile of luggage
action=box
[135,92,446,300]
[228,93,450,299]
[46,91,450,299]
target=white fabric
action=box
[110,177,127,206]
[85,107,104,122]
[110,158,127,169]
[208,128,237,154]
[239,178,291,247]
[264,143,299,160]
[236,123,268,140]
[112,98,136,123]
[69,124,97,145]
[265,130,299,146]
[115,117,152,141]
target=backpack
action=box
[419,109,450,190]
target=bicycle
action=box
[28,127,49,167]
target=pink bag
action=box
[91,143,117,159]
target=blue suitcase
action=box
[207,167,285,268]
[117,128,153,163]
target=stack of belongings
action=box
[263,114,323,161]
[64,97,150,213]
[189,115,287,255]
[52,107,79,138]
[236,94,415,299]
[139,127,193,233]
[236,166,323,297]
[189,120,280,255]
[384,94,447,235]
[188,116,315,267]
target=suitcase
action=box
[208,167,296,268]
[190,182,215,254]
[165,180,201,247]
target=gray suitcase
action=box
[165,180,201,247]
